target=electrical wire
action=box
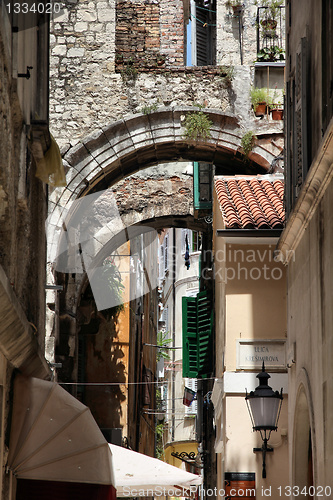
[59,376,216,387]
[191,14,216,26]
[195,4,216,13]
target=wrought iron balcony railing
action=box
[256,6,285,63]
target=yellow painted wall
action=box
[164,441,199,469]
[224,242,287,371]
[213,184,289,497]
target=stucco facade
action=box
[158,225,201,461]
[212,179,289,498]
[276,0,333,491]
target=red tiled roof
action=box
[215,176,285,230]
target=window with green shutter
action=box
[182,290,213,378]
[193,162,213,213]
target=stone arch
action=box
[46,108,283,388]
[50,165,206,273]
[48,172,206,362]
[48,107,282,258]
[293,369,316,490]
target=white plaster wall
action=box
[162,227,200,444]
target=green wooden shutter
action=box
[196,291,213,376]
[182,291,213,378]
[182,296,198,378]
[193,162,213,211]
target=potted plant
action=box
[255,0,284,20]
[261,18,278,38]
[255,0,284,37]
[270,99,284,120]
[257,45,285,62]
[226,0,244,15]
[250,87,269,117]
[271,107,283,120]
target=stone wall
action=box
[50,57,233,152]
[50,0,285,152]
[216,2,258,66]
[115,0,184,71]
[0,10,51,499]
[0,21,48,345]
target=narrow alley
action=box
[0,1,332,499]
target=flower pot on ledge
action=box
[271,108,284,120]
[232,4,243,15]
[254,102,267,117]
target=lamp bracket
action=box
[253,447,273,453]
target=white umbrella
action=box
[109,443,202,497]
[7,375,114,486]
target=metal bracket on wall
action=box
[171,451,204,468]
[18,66,33,79]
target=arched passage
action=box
[46,109,283,449]
[48,169,207,388]
[48,108,283,258]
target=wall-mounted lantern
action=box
[245,362,283,478]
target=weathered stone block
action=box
[67,48,85,57]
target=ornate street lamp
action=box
[245,362,283,479]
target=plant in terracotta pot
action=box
[271,108,283,120]
[257,45,285,62]
[255,0,284,20]
[261,18,278,38]
[225,0,244,15]
[255,0,284,38]
[250,87,269,117]
[268,87,284,120]
[270,99,284,120]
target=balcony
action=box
[256,5,285,64]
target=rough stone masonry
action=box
[49,0,271,151]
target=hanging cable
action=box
[59,376,216,387]
[195,4,216,13]
[190,14,216,26]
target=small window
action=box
[161,306,169,333]
[181,228,192,254]
[158,245,164,280]
[192,231,202,252]
[181,229,202,253]
[164,234,169,271]
[193,162,213,211]
[187,0,216,66]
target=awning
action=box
[0,266,51,380]
[109,443,202,497]
[7,375,115,488]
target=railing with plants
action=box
[255,1,285,63]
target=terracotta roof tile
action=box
[215,176,285,230]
